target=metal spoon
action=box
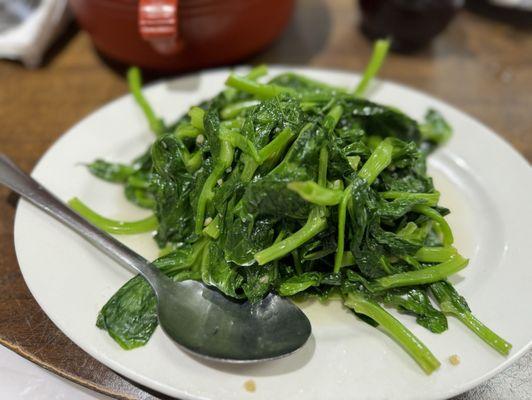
[0,154,311,362]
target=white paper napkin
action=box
[0,0,70,68]
[0,344,110,399]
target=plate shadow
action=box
[184,334,316,378]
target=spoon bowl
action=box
[0,154,311,362]
[157,279,311,362]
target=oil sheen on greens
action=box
[72,41,511,375]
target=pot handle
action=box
[139,0,183,54]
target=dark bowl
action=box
[358,0,462,52]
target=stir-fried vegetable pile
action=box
[70,40,511,373]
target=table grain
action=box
[0,0,530,399]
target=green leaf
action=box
[420,109,452,145]
[381,288,448,333]
[87,160,135,183]
[202,241,244,298]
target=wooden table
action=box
[0,1,530,399]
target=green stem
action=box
[258,127,295,165]
[344,291,440,374]
[188,106,205,131]
[222,65,268,100]
[455,311,512,356]
[125,187,155,209]
[333,193,349,273]
[414,205,454,246]
[322,104,343,133]
[318,147,329,187]
[194,141,233,234]
[354,39,391,97]
[154,238,208,274]
[175,123,200,140]
[367,135,382,151]
[278,72,346,94]
[239,123,299,182]
[358,138,394,184]
[334,139,394,273]
[255,209,327,265]
[300,102,317,111]
[225,75,293,99]
[240,156,258,183]
[203,215,220,239]
[219,130,261,162]
[168,136,203,173]
[220,100,260,119]
[68,197,158,234]
[194,165,224,234]
[319,106,348,272]
[430,281,512,356]
[287,181,344,206]
[271,123,313,174]
[240,127,296,183]
[87,160,134,183]
[292,251,302,275]
[126,175,150,189]
[403,258,513,355]
[245,64,268,80]
[220,119,242,130]
[380,191,440,207]
[184,150,203,173]
[158,244,175,257]
[127,67,165,136]
[414,246,457,263]
[376,255,468,289]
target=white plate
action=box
[14,67,532,400]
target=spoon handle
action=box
[0,154,165,290]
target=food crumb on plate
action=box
[449,354,460,365]
[244,379,256,393]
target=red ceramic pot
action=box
[68,0,295,71]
